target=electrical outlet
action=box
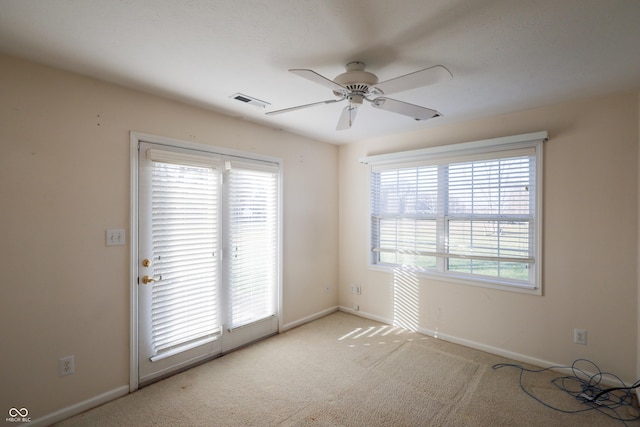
[351,284,361,295]
[354,304,360,311]
[60,355,75,376]
[106,229,126,246]
[574,328,587,345]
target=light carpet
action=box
[56,311,639,426]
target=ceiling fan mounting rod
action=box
[345,61,366,71]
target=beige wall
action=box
[1,50,639,422]
[339,91,639,382]
[0,54,338,419]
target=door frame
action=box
[129,131,283,392]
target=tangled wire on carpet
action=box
[493,359,640,425]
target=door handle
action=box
[141,275,162,285]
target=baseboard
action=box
[338,306,632,388]
[30,385,129,427]
[280,306,338,332]
[338,305,390,325]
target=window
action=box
[149,158,221,357]
[148,157,279,355]
[226,160,279,330]
[138,141,281,367]
[364,132,546,294]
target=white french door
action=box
[135,139,279,386]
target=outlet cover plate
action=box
[60,355,75,376]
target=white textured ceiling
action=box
[1,0,639,144]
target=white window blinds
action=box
[226,161,279,330]
[366,132,545,292]
[150,159,221,358]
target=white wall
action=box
[339,91,639,382]
[0,54,338,420]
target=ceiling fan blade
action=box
[372,65,452,95]
[266,98,345,115]
[290,69,349,95]
[370,97,441,120]
[336,105,358,130]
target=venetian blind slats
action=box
[371,151,536,275]
[226,163,278,330]
[150,161,220,355]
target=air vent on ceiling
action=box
[230,93,270,108]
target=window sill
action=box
[369,264,542,296]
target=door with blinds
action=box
[137,141,279,385]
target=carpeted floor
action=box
[56,311,639,426]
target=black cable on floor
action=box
[493,359,640,425]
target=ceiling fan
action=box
[266,61,452,130]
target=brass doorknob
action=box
[141,275,161,284]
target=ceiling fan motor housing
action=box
[332,62,379,99]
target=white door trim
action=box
[130,133,140,392]
[129,131,283,392]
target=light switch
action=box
[106,229,126,246]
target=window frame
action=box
[362,132,546,295]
